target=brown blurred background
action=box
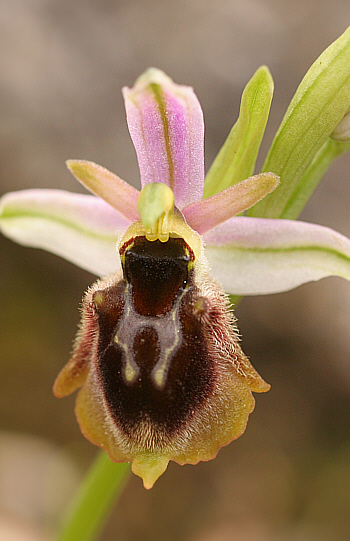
[1,1,350,540]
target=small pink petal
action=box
[183,173,279,234]
[66,160,140,223]
[123,68,204,208]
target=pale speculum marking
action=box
[114,286,183,390]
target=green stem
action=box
[55,451,131,541]
[229,294,241,306]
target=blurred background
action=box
[1,1,350,540]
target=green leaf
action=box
[249,26,350,219]
[204,66,274,197]
[279,137,350,220]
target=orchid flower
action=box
[2,28,350,491]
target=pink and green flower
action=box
[2,27,350,490]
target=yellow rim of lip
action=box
[118,208,202,261]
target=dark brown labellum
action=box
[94,236,214,442]
[54,230,270,488]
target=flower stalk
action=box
[56,452,130,541]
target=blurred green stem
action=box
[56,451,131,541]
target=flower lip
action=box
[73,222,269,489]
[94,259,215,437]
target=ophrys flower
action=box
[54,70,278,489]
[2,59,350,488]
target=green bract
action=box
[249,25,350,219]
[204,66,274,197]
